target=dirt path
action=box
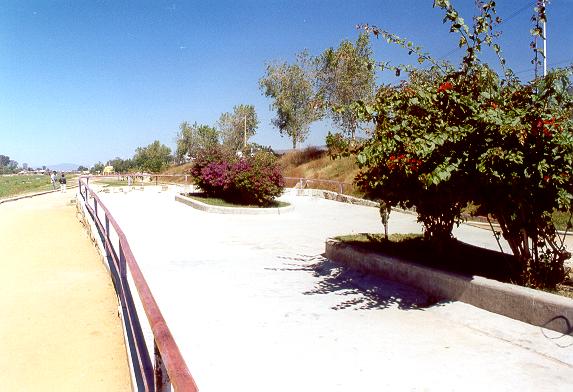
[0,191,131,391]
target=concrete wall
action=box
[294,189,378,207]
[326,238,573,335]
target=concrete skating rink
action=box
[97,187,573,392]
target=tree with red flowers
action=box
[355,0,573,288]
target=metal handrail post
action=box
[104,215,111,258]
[118,242,126,280]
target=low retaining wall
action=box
[294,188,378,207]
[325,238,573,335]
[175,194,294,215]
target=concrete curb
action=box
[325,238,573,335]
[175,193,295,215]
[0,189,59,205]
[293,188,378,207]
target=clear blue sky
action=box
[1,0,572,168]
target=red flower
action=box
[543,175,550,182]
[437,82,453,93]
[490,102,498,109]
[531,118,544,135]
[542,117,555,126]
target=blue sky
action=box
[1,0,572,168]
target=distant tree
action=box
[133,140,173,173]
[106,157,134,173]
[218,104,259,153]
[0,155,18,174]
[0,155,10,167]
[8,160,18,172]
[175,122,219,162]
[316,32,376,140]
[259,51,322,149]
[77,165,89,172]
[90,162,104,174]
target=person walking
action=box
[59,173,67,193]
[50,171,57,190]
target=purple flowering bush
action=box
[190,147,285,206]
[231,151,285,205]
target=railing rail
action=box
[78,176,198,391]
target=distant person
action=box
[59,172,67,193]
[50,171,57,190]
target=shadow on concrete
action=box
[541,316,573,346]
[272,254,441,311]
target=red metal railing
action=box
[78,177,198,391]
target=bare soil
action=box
[0,192,131,391]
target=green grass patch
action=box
[0,175,55,198]
[335,233,522,284]
[185,192,289,208]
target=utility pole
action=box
[543,0,547,76]
[243,115,247,149]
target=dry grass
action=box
[162,162,194,175]
[279,147,326,169]
[279,152,362,196]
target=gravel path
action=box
[0,191,130,391]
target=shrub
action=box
[230,151,285,205]
[190,148,285,206]
[189,145,231,196]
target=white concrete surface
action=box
[97,188,573,391]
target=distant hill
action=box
[46,163,81,172]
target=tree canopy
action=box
[175,121,219,163]
[133,140,173,173]
[218,104,259,153]
[316,32,375,140]
[259,52,322,149]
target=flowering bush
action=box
[189,145,232,195]
[231,151,285,205]
[354,1,573,288]
[190,147,285,206]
